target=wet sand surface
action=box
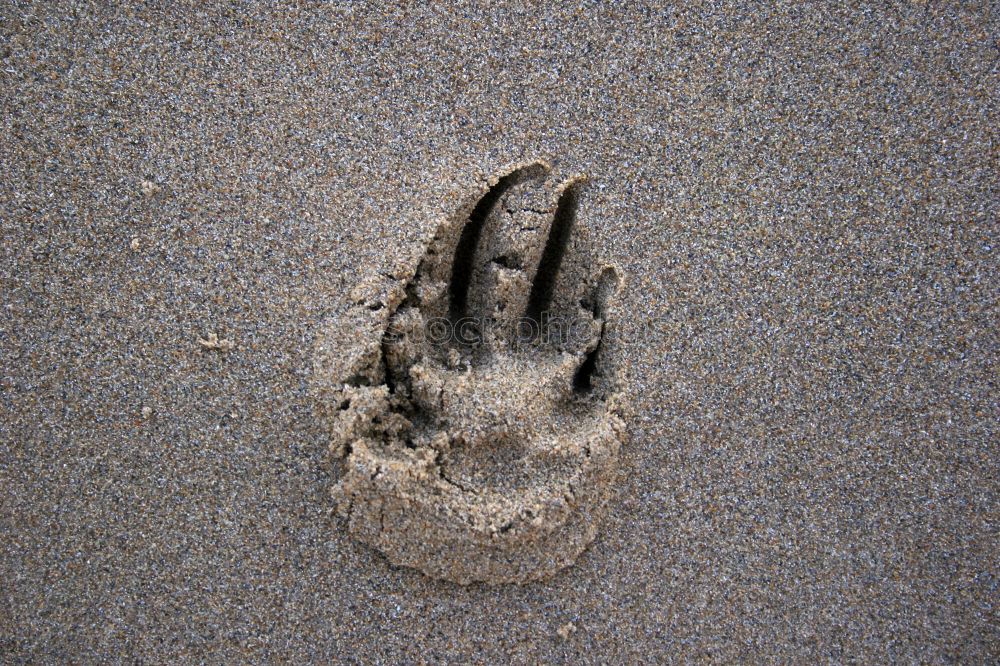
[1,2,997,662]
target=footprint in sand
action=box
[313,161,627,584]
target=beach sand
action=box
[1,2,997,662]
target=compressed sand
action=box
[2,2,998,662]
[314,161,626,584]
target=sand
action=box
[2,1,997,662]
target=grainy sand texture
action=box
[2,1,998,662]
